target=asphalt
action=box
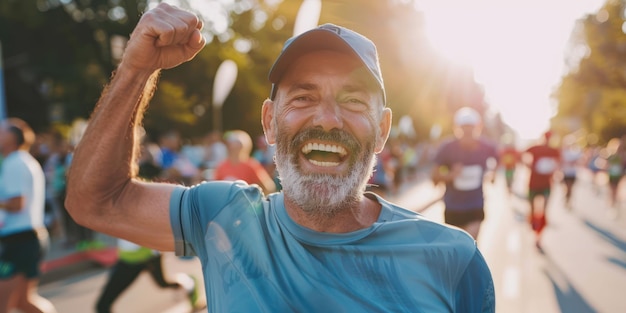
[40,233,118,285]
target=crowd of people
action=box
[495,130,626,251]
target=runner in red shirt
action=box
[523,131,561,252]
[214,130,276,194]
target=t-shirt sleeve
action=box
[170,186,192,256]
[0,161,28,199]
[454,248,496,312]
[169,180,264,257]
[170,181,242,256]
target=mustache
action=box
[288,128,361,154]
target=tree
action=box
[554,0,626,143]
[318,0,488,141]
[1,0,488,142]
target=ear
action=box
[375,108,392,153]
[261,99,276,145]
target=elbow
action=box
[64,175,122,229]
[64,185,94,228]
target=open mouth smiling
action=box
[301,142,348,167]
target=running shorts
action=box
[444,208,485,228]
[0,229,48,279]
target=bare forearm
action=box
[66,66,160,216]
[0,197,23,213]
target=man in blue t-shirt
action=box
[432,107,498,240]
[66,4,495,312]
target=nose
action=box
[312,98,343,131]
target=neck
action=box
[283,194,381,233]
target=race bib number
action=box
[453,165,483,190]
[535,157,557,174]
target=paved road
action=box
[39,254,206,313]
[394,168,625,313]
[39,168,626,312]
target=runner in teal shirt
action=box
[170,181,494,312]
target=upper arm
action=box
[66,179,178,251]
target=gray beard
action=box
[274,127,376,218]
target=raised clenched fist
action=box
[121,3,206,73]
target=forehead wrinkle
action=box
[287,82,318,95]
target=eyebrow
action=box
[286,83,318,94]
[286,82,371,95]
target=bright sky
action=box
[417,0,605,141]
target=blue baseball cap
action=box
[268,23,386,105]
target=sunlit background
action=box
[2,0,624,146]
[418,0,605,141]
[162,0,610,143]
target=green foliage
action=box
[145,81,198,131]
[0,0,486,142]
[554,0,626,144]
[0,0,143,131]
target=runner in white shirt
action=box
[0,118,57,313]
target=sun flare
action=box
[418,0,605,142]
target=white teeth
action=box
[309,159,340,167]
[301,143,347,156]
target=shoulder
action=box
[171,181,265,231]
[2,152,34,172]
[454,248,494,312]
[378,198,477,253]
[438,137,457,149]
[181,180,265,207]
[433,137,458,159]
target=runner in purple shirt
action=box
[432,107,498,240]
